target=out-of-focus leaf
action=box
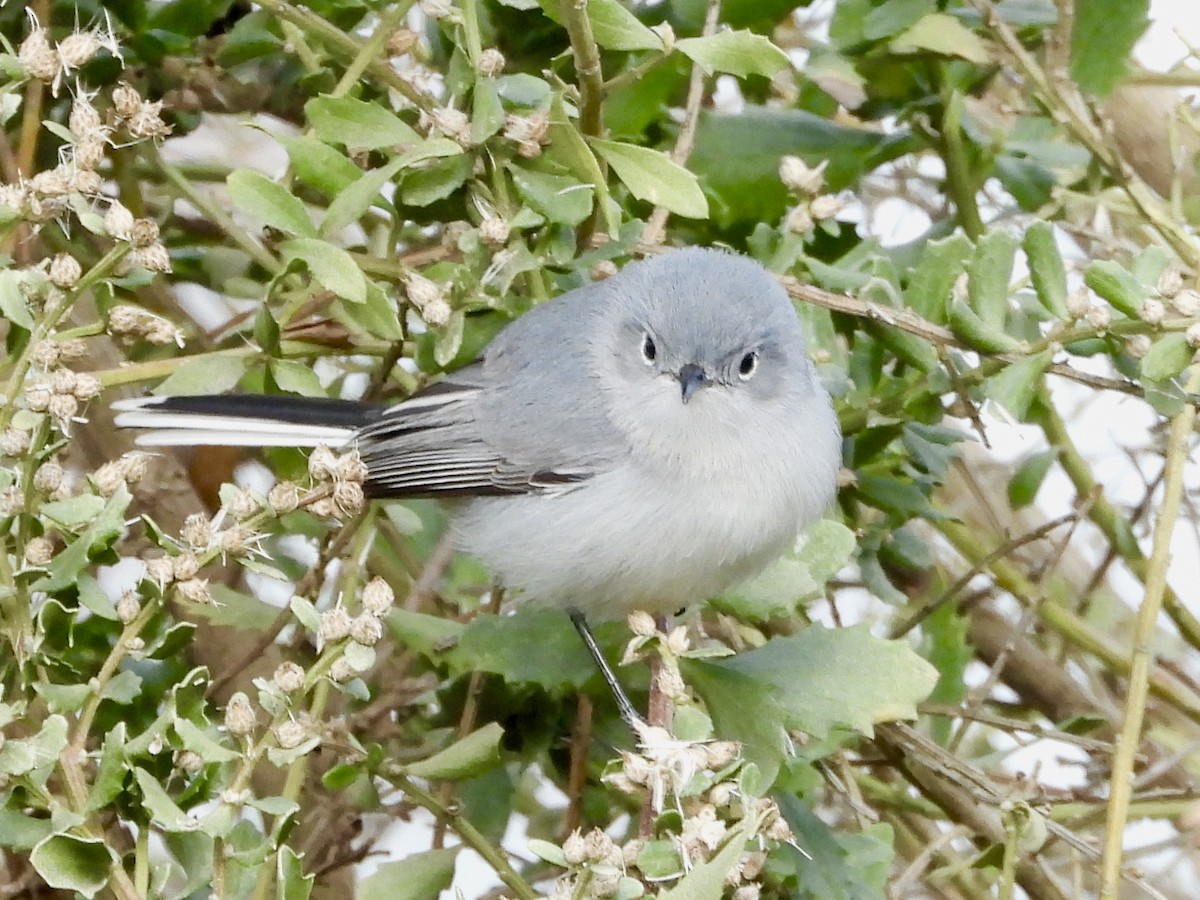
[280,238,366,304]
[1008,449,1058,509]
[676,30,790,78]
[152,355,251,396]
[968,229,1019,329]
[904,232,973,323]
[536,0,661,51]
[891,13,989,63]
[1084,259,1147,317]
[778,795,894,900]
[1140,333,1193,382]
[510,166,594,226]
[406,722,504,780]
[276,845,314,900]
[458,608,598,690]
[984,349,1051,420]
[656,815,758,900]
[1023,221,1069,318]
[0,807,54,851]
[358,848,459,900]
[135,768,196,831]
[1070,0,1149,96]
[279,135,363,198]
[864,0,936,40]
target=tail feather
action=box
[113,395,385,449]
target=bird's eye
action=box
[641,334,657,365]
[738,351,758,380]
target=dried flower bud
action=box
[319,607,353,643]
[333,480,364,514]
[72,372,101,401]
[126,101,170,140]
[31,168,72,197]
[144,555,175,586]
[274,719,308,750]
[176,750,204,775]
[274,661,305,693]
[48,392,79,424]
[122,452,150,484]
[582,828,615,863]
[1140,298,1165,325]
[269,481,301,513]
[72,166,104,194]
[665,625,690,656]
[24,536,54,566]
[50,367,77,394]
[130,218,160,249]
[0,429,29,456]
[419,0,453,19]
[1157,268,1184,299]
[18,27,59,83]
[1173,288,1200,317]
[335,450,369,483]
[308,445,338,482]
[1065,289,1091,319]
[562,829,587,866]
[479,214,510,247]
[308,497,339,519]
[778,155,826,195]
[810,193,845,221]
[350,614,383,647]
[117,591,141,624]
[145,318,183,345]
[33,342,60,369]
[33,461,64,493]
[1125,334,1152,359]
[361,578,395,616]
[25,385,52,412]
[134,243,171,274]
[503,112,550,157]
[1186,322,1200,349]
[704,740,740,770]
[428,107,471,145]
[180,513,211,548]
[386,27,418,56]
[477,48,505,77]
[226,488,259,520]
[172,552,200,581]
[56,338,88,361]
[733,886,761,900]
[0,486,25,516]
[105,202,135,240]
[329,656,357,683]
[176,577,213,605]
[1085,304,1111,331]
[785,204,813,234]
[218,526,254,556]
[628,611,656,637]
[112,82,142,118]
[69,94,103,139]
[57,32,101,69]
[91,460,126,496]
[224,692,257,736]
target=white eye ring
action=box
[738,351,758,380]
[641,334,657,366]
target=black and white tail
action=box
[112,395,385,449]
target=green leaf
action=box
[30,834,116,897]
[305,95,420,150]
[1008,449,1057,509]
[1023,221,1069,318]
[657,814,757,900]
[968,229,1019,329]
[278,135,363,198]
[398,154,474,206]
[676,30,790,79]
[536,0,661,51]
[0,269,34,329]
[174,718,241,764]
[102,669,144,704]
[1070,0,1149,95]
[358,848,458,900]
[510,166,594,226]
[227,170,316,237]
[471,79,506,144]
[279,238,366,304]
[1141,333,1194,382]
[588,139,708,219]
[984,349,1052,420]
[904,232,974,323]
[864,0,936,40]
[33,489,131,594]
[947,295,1022,353]
[458,608,598,690]
[0,807,54,851]
[153,354,251,396]
[269,359,327,398]
[277,845,314,900]
[87,724,129,814]
[39,494,107,529]
[407,722,504,780]
[135,768,196,831]
[1084,259,1147,317]
[779,795,894,900]
[720,625,938,738]
[891,13,990,63]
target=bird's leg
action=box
[569,610,647,730]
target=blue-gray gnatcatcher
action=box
[115,248,842,723]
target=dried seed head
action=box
[72,372,102,401]
[130,218,159,249]
[477,48,505,77]
[0,429,29,457]
[274,719,308,750]
[319,607,353,643]
[25,385,52,412]
[19,27,60,83]
[180,513,212,548]
[562,829,588,866]
[703,740,740,770]
[134,243,172,273]
[69,94,103,139]
[144,555,176,587]
[121,452,149,483]
[427,106,472,145]
[582,828,615,863]
[0,486,25,516]
[479,214,510,247]
[176,750,204,775]
[31,168,72,198]
[224,692,257,736]
[308,497,340,519]
[503,112,550,157]
[335,450,369,484]
[1125,334,1152,359]
[1065,288,1091,319]
[92,460,126,496]
[1186,322,1200,349]
[779,155,827,195]
[33,461,64,493]
[785,204,814,234]
[333,480,364,514]
[57,339,87,361]
[308,445,338,482]
[24,536,54,566]
[329,656,357,683]
[116,591,141,624]
[1084,304,1111,331]
[218,525,254,556]
[1173,288,1200,317]
[269,481,301,513]
[273,661,305,693]
[386,27,419,56]
[112,82,142,118]
[226,488,259,520]
[57,31,101,69]
[1139,298,1165,325]
[145,318,183,346]
[176,577,214,605]
[350,613,383,647]
[104,201,135,240]
[172,553,201,582]
[48,392,79,425]
[72,165,104,193]
[361,578,395,616]
[126,101,170,140]
[1157,268,1184,299]
[810,193,845,221]
[50,367,77,394]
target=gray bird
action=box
[115,248,842,723]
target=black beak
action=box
[678,364,707,404]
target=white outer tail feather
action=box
[111,398,355,449]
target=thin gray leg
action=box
[569,610,646,730]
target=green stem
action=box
[1098,365,1200,898]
